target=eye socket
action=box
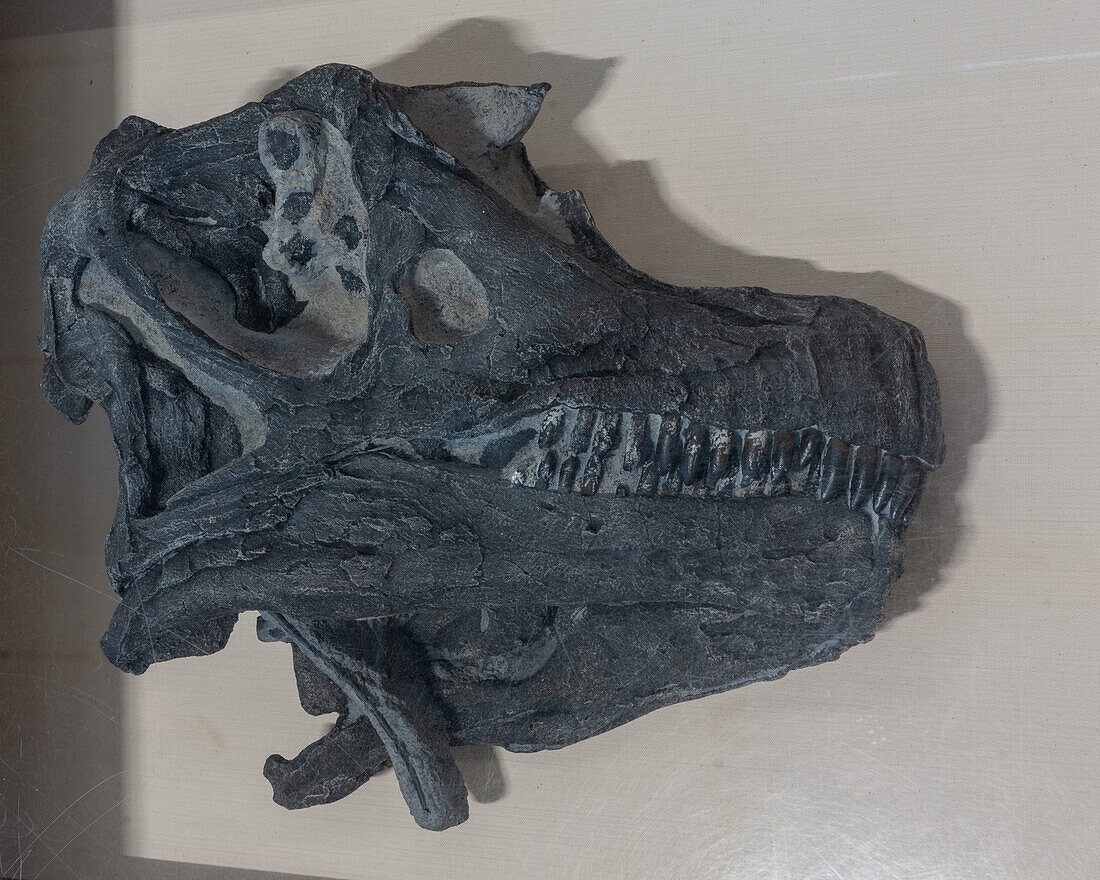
[136,235,370,379]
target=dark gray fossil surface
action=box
[39,64,943,830]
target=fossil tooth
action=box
[655,414,682,475]
[660,468,684,496]
[740,430,770,487]
[579,462,603,496]
[885,459,923,523]
[898,476,926,528]
[872,453,902,513]
[848,445,879,509]
[534,449,558,490]
[705,428,732,490]
[769,429,796,483]
[578,412,619,495]
[635,459,659,496]
[568,409,597,456]
[557,455,580,491]
[591,411,621,455]
[726,430,741,482]
[797,429,824,469]
[538,408,565,448]
[680,421,707,485]
[818,437,850,502]
[622,412,651,471]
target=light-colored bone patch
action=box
[143,112,377,380]
[252,111,373,373]
[140,237,367,380]
[77,258,267,450]
[401,248,490,344]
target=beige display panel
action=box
[1,2,1096,878]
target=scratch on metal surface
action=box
[798,48,1100,85]
[799,71,900,86]
[7,549,114,602]
[0,759,82,880]
[805,839,846,880]
[18,770,124,865]
[848,743,919,787]
[31,792,129,880]
[0,176,61,209]
[7,548,209,657]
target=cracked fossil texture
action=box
[39,64,944,830]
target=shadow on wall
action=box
[453,742,508,804]
[366,18,991,626]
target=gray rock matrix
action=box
[39,64,943,830]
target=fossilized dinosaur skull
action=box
[40,64,943,830]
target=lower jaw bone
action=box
[105,447,904,823]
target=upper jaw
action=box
[376,266,944,476]
[438,405,929,529]
[420,282,943,530]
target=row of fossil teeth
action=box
[460,407,926,527]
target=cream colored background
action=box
[1,2,1097,878]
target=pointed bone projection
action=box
[39,64,944,830]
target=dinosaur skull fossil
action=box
[39,64,943,830]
